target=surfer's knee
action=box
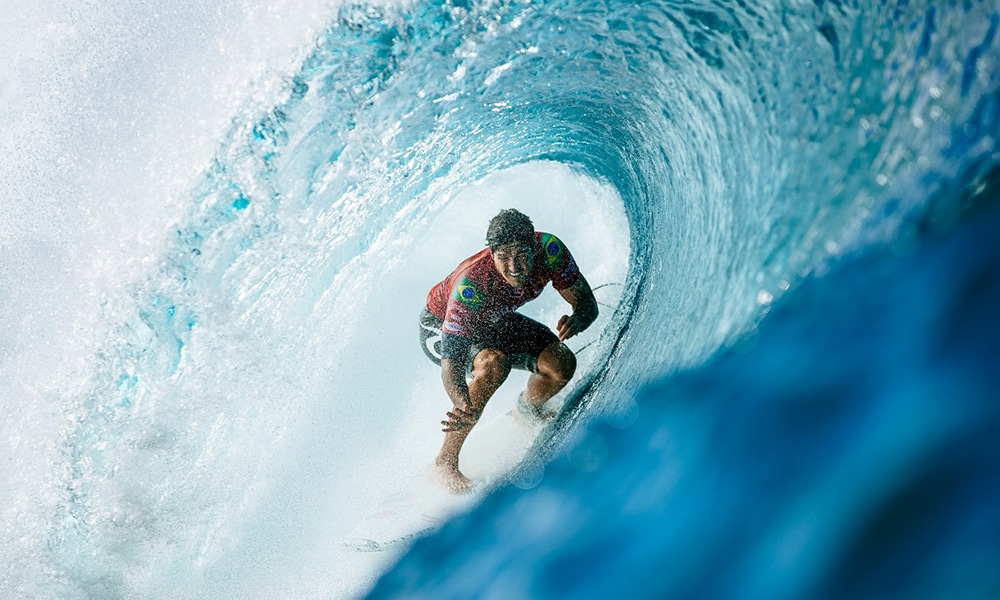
[473,348,512,380]
[539,342,576,383]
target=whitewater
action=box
[3,0,998,598]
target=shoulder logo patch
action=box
[540,233,564,268]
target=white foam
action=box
[1,1,337,595]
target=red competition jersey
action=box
[426,232,581,338]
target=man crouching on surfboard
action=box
[418,208,599,493]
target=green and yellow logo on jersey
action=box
[452,278,485,312]
[540,233,565,268]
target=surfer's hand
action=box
[442,404,481,432]
[557,314,582,340]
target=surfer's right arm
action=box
[439,317,482,431]
[440,356,479,432]
[437,281,483,432]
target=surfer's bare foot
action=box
[431,460,473,494]
[514,392,557,424]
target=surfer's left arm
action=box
[556,275,598,341]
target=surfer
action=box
[419,209,599,492]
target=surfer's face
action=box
[492,242,534,287]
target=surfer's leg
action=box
[481,313,570,410]
[526,342,576,406]
[467,348,512,411]
[434,348,511,492]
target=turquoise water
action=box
[3,0,998,598]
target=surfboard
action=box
[458,405,547,482]
[341,473,474,552]
[341,403,549,553]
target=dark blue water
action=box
[346,0,999,597]
[372,176,1000,598]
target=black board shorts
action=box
[419,308,558,374]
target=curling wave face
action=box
[6,0,998,598]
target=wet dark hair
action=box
[486,209,535,250]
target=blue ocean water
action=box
[6,0,999,598]
[373,180,1000,599]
